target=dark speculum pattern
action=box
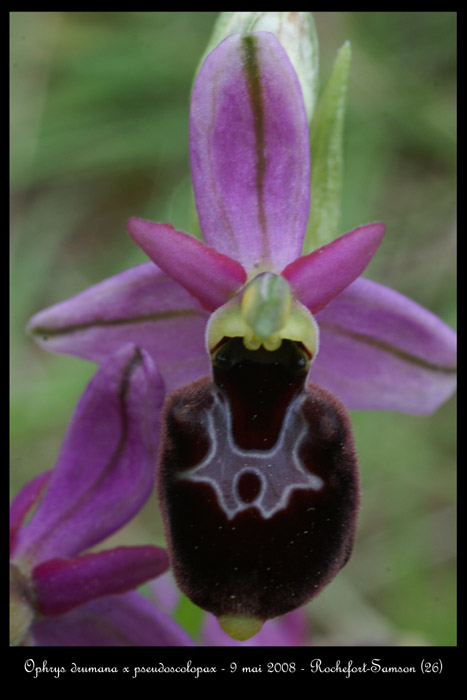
[158,339,359,621]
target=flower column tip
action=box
[241,272,291,351]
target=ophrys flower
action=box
[27,30,456,639]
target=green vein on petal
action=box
[30,309,206,339]
[319,321,457,375]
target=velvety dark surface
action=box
[212,338,309,449]
[159,340,359,620]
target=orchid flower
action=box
[27,30,456,640]
[10,344,193,646]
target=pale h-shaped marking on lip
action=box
[178,389,324,520]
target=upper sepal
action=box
[190,32,310,273]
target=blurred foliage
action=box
[10,12,456,646]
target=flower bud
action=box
[198,12,319,123]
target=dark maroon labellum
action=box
[158,339,359,621]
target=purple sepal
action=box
[13,344,164,565]
[33,546,169,616]
[27,263,210,394]
[311,277,457,413]
[31,591,194,646]
[190,32,310,273]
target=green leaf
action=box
[304,41,351,254]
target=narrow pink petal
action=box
[27,262,210,394]
[33,546,168,616]
[310,277,457,414]
[31,591,194,646]
[127,218,246,311]
[282,223,385,313]
[9,471,51,556]
[190,32,310,273]
[14,345,164,564]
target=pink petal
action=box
[310,277,457,414]
[31,591,194,646]
[127,218,246,311]
[33,546,168,616]
[282,223,385,313]
[27,262,210,394]
[190,32,310,273]
[14,345,164,564]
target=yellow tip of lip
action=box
[218,614,264,641]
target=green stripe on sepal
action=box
[304,41,351,254]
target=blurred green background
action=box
[10,12,456,646]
